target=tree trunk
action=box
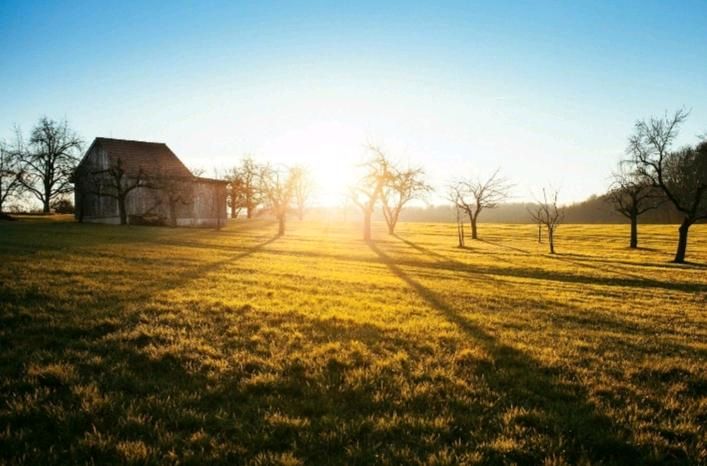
[471,217,478,240]
[118,197,127,225]
[363,210,372,241]
[389,209,401,235]
[231,203,237,219]
[42,198,50,214]
[548,226,555,254]
[246,205,253,219]
[278,216,285,236]
[629,214,638,249]
[382,206,393,235]
[673,218,690,263]
[537,223,542,243]
[169,201,177,227]
[387,210,398,235]
[456,209,464,247]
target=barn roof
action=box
[87,137,194,177]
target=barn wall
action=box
[177,181,227,227]
[74,142,227,227]
[75,144,120,223]
[125,186,169,222]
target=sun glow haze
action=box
[257,120,362,206]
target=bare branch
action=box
[16,117,82,213]
[529,188,563,254]
[450,169,513,239]
[349,145,395,240]
[626,109,706,261]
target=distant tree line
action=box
[389,197,682,225]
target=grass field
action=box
[0,217,705,465]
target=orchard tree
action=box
[17,117,82,213]
[79,158,147,225]
[529,188,563,254]
[238,156,265,219]
[381,165,431,234]
[350,145,393,241]
[451,169,512,240]
[607,162,664,248]
[628,110,707,263]
[290,165,313,220]
[260,165,296,236]
[0,141,24,213]
[224,167,246,219]
[447,186,466,247]
[152,174,195,227]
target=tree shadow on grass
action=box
[395,233,519,266]
[481,237,707,270]
[156,234,280,292]
[390,234,706,294]
[1,230,281,353]
[367,240,650,465]
[477,238,531,255]
[0,218,277,258]
[564,253,707,270]
[250,242,706,294]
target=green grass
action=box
[1,216,705,465]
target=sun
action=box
[260,120,364,206]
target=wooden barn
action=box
[73,137,227,227]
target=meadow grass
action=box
[0,216,705,465]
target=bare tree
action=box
[530,205,543,243]
[290,165,313,221]
[81,158,148,225]
[381,165,431,234]
[17,118,82,213]
[451,169,512,240]
[260,165,295,236]
[528,188,563,254]
[224,167,245,219]
[447,186,466,247]
[607,162,664,249]
[350,145,393,241]
[222,158,265,220]
[628,109,707,263]
[0,141,24,213]
[239,156,265,219]
[151,175,195,227]
[190,167,206,177]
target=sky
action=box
[1,0,706,206]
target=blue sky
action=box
[2,1,706,205]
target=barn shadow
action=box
[366,239,647,464]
